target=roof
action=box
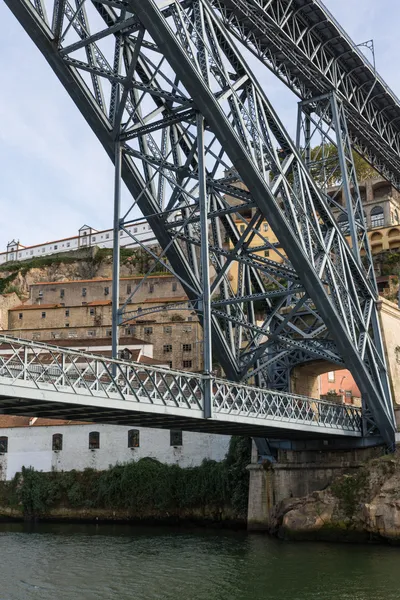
[0,335,152,349]
[30,274,175,286]
[10,300,113,311]
[0,416,89,428]
[143,296,187,303]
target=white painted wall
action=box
[0,424,231,480]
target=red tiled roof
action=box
[0,416,89,428]
[0,336,151,349]
[143,296,187,304]
[30,274,175,286]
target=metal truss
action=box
[0,335,362,437]
[3,0,396,446]
[212,0,400,190]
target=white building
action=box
[1,221,156,265]
[0,417,231,481]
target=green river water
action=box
[0,522,399,600]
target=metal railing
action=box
[0,336,362,434]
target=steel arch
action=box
[3,0,396,446]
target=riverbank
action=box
[0,437,250,528]
[270,453,400,544]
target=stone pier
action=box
[247,443,382,530]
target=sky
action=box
[0,0,400,249]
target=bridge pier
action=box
[247,442,383,531]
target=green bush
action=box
[0,437,251,519]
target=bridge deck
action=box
[0,336,361,439]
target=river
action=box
[0,522,399,599]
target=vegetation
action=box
[0,436,251,521]
[331,471,367,519]
[309,143,378,186]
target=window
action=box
[106,233,110,239]
[41,312,46,319]
[104,287,109,296]
[149,284,154,293]
[90,308,95,316]
[65,309,70,317]
[87,331,96,337]
[52,433,63,451]
[54,245,58,250]
[164,326,172,334]
[172,282,177,292]
[106,329,112,337]
[82,287,87,297]
[127,285,132,295]
[163,344,172,353]
[92,236,96,242]
[38,290,43,298]
[89,431,100,449]
[239,225,245,233]
[264,250,270,257]
[167,361,173,368]
[18,313,23,320]
[328,371,335,382]
[371,206,384,228]
[66,242,70,248]
[0,436,8,453]
[125,327,136,335]
[263,223,268,232]
[60,289,65,299]
[170,430,182,447]
[144,327,153,335]
[65,323,70,328]
[182,344,192,352]
[30,250,33,255]
[128,429,140,448]
[183,360,192,368]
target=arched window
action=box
[0,436,8,453]
[337,213,349,233]
[128,429,140,448]
[89,431,100,450]
[371,206,384,228]
[52,433,63,451]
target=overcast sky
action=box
[0,0,399,249]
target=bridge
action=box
[0,335,362,439]
[2,0,400,448]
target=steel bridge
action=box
[0,336,362,439]
[3,0,400,447]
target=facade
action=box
[1,221,155,265]
[319,369,361,405]
[5,274,203,371]
[0,417,231,481]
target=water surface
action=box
[0,522,399,600]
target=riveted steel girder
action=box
[3,0,396,446]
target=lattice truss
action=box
[4,0,396,444]
[211,0,400,190]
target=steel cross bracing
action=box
[212,0,400,190]
[0,335,362,438]
[3,0,396,445]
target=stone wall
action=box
[378,297,400,405]
[247,444,383,531]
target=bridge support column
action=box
[247,442,383,531]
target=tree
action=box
[308,143,378,187]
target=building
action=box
[0,417,231,481]
[4,274,203,372]
[0,221,155,265]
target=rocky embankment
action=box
[271,454,400,543]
